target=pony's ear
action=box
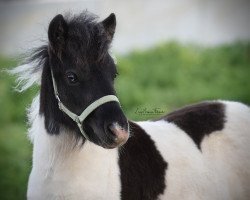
[102,13,116,40]
[48,14,68,53]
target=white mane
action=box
[7,45,48,92]
[8,61,42,92]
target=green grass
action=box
[0,42,250,199]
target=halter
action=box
[50,69,120,140]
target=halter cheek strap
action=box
[50,69,120,140]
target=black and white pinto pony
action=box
[11,12,250,200]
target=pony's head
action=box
[31,12,129,148]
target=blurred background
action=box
[0,0,250,199]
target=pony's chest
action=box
[28,142,121,200]
[48,168,120,200]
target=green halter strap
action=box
[50,69,120,140]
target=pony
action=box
[10,11,250,200]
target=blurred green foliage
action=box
[0,56,36,200]
[116,42,250,120]
[0,42,249,199]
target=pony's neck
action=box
[28,95,113,173]
[27,97,120,199]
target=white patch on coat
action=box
[137,120,224,200]
[201,101,250,200]
[27,94,40,143]
[137,101,250,200]
[27,98,121,200]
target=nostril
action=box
[106,124,117,138]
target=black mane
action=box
[27,11,111,75]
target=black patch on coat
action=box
[157,102,225,149]
[119,121,168,200]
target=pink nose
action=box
[108,123,129,146]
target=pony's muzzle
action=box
[106,122,129,148]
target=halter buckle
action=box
[56,94,61,103]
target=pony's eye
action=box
[66,72,78,84]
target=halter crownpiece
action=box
[50,68,120,140]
